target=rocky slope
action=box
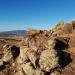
[0,20,75,75]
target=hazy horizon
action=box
[0,0,75,32]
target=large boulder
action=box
[39,49,59,72]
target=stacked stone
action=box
[19,29,59,75]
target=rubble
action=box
[19,29,61,75]
[1,20,75,75]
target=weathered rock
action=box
[27,28,40,35]
[2,45,20,62]
[22,62,44,75]
[14,69,25,75]
[47,39,56,48]
[0,54,3,66]
[62,23,73,34]
[72,20,75,29]
[35,68,44,75]
[22,62,35,75]
[3,44,13,62]
[20,46,29,63]
[0,59,3,66]
[20,46,38,68]
[39,49,59,72]
[50,71,60,75]
[27,51,37,68]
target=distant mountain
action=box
[0,30,26,36]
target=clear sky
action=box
[0,0,75,32]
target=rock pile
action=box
[1,20,75,75]
[18,29,62,75]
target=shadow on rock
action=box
[54,38,72,68]
[44,72,51,75]
[54,38,69,50]
[11,46,20,59]
[0,65,6,70]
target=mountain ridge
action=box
[0,30,26,36]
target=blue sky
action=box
[0,0,75,32]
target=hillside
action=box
[0,30,26,36]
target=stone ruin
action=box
[1,20,75,75]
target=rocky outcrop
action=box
[1,20,75,75]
